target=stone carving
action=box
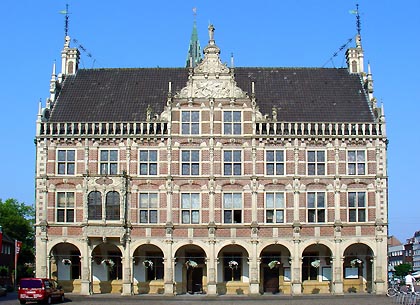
[177,79,247,99]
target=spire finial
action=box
[59,4,70,37]
[208,24,215,42]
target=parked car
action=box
[18,278,64,304]
[0,285,7,296]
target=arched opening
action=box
[50,243,81,293]
[217,245,249,295]
[91,242,122,294]
[343,243,374,293]
[174,244,207,295]
[301,244,332,294]
[132,244,164,294]
[259,244,291,294]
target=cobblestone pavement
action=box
[2,292,396,305]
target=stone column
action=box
[332,237,344,295]
[249,239,260,295]
[163,234,174,295]
[291,224,302,295]
[80,237,91,295]
[206,230,217,295]
[122,238,132,295]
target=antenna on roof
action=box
[59,4,70,37]
[322,37,353,68]
[72,38,96,68]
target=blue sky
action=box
[0,1,418,242]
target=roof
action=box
[49,67,374,123]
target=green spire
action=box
[186,18,202,68]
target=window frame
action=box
[139,150,158,176]
[265,150,285,176]
[265,192,285,223]
[57,149,76,175]
[223,111,242,135]
[56,191,75,223]
[181,110,200,135]
[99,149,118,175]
[307,191,326,223]
[223,150,242,176]
[88,191,102,220]
[223,193,242,224]
[181,150,200,176]
[181,193,200,224]
[307,150,326,176]
[139,192,158,224]
[348,191,366,222]
[105,191,120,221]
[347,150,366,175]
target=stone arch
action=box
[217,244,250,294]
[91,242,123,293]
[259,243,292,294]
[174,244,207,294]
[132,244,165,294]
[301,243,333,294]
[50,242,81,292]
[342,243,374,293]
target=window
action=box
[348,150,366,175]
[181,111,199,135]
[181,193,200,224]
[266,150,284,175]
[223,193,242,223]
[307,192,325,223]
[144,253,164,281]
[223,150,241,175]
[223,111,241,135]
[57,150,75,175]
[139,150,158,175]
[100,150,118,175]
[106,191,120,220]
[56,192,74,222]
[302,254,319,280]
[307,151,325,175]
[181,150,199,175]
[265,192,285,223]
[348,192,366,222]
[139,193,158,223]
[88,191,102,220]
[223,254,242,281]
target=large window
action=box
[144,254,164,281]
[223,111,241,135]
[348,192,366,222]
[265,192,285,223]
[181,150,200,175]
[347,150,366,175]
[57,150,75,175]
[307,192,325,223]
[307,151,325,175]
[181,193,200,224]
[56,192,74,222]
[223,193,242,223]
[181,111,199,134]
[266,150,284,175]
[100,150,118,175]
[139,150,158,175]
[139,193,158,223]
[106,191,120,220]
[223,150,241,176]
[88,191,102,220]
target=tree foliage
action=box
[0,198,35,276]
[394,263,412,277]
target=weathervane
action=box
[59,4,70,37]
[350,4,361,36]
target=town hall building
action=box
[34,21,388,296]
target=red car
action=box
[18,278,64,304]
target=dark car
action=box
[18,278,64,304]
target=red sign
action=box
[15,240,22,259]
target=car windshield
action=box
[20,279,43,289]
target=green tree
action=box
[0,198,35,277]
[394,263,412,277]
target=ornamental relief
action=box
[176,79,247,99]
